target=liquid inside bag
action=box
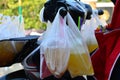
[68,39,94,78]
[66,13,94,78]
[41,36,70,78]
[68,52,94,77]
[44,46,70,78]
[87,43,98,53]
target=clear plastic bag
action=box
[66,13,94,78]
[40,8,70,78]
[81,12,107,53]
[0,15,25,40]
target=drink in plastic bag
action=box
[40,8,70,78]
[87,43,98,53]
[68,52,94,77]
[67,38,94,78]
[44,46,70,78]
[65,12,94,78]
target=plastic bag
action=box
[40,21,53,79]
[40,53,52,79]
[81,12,107,53]
[40,8,70,78]
[66,13,94,78]
[0,15,25,40]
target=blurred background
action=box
[0,0,114,31]
[82,0,114,23]
[0,0,114,77]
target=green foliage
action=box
[0,0,46,30]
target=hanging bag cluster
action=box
[40,8,94,79]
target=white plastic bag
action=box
[81,12,107,53]
[40,21,52,79]
[66,12,94,77]
[40,8,70,78]
[0,15,25,40]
